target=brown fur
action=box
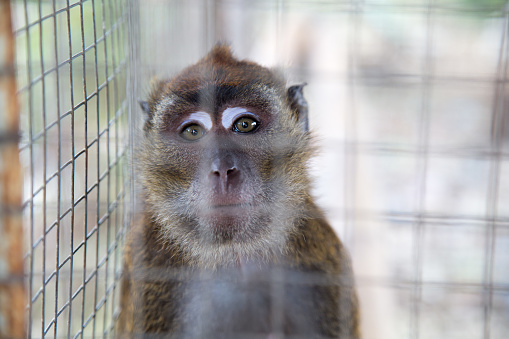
[118,45,360,338]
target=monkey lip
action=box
[204,200,256,217]
[209,202,255,211]
[207,194,253,208]
[211,203,243,208]
[201,203,255,230]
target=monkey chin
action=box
[192,203,291,264]
[200,204,260,243]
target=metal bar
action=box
[90,0,106,333]
[482,5,509,339]
[78,0,92,335]
[21,0,36,336]
[110,0,125,333]
[0,0,26,337]
[36,0,51,335]
[101,0,114,333]
[409,1,435,338]
[64,0,77,337]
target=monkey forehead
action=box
[152,86,283,126]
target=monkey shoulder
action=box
[118,215,189,334]
[286,207,348,274]
[126,215,189,268]
[284,207,359,338]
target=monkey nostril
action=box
[210,168,236,179]
[226,167,237,176]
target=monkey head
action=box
[137,45,312,268]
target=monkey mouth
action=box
[199,194,260,230]
[202,201,257,223]
[211,204,242,211]
[208,203,255,213]
[211,203,247,209]
[206,193,254,209]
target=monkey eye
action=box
[180,124,206,141]
[232,117,259,133]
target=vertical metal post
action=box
[0,0,26,338]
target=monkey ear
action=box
[287,83,309,132]
[139,100,151,119]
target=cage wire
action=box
[10,0,133,337]
[4,0,509,338]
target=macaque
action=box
[117,45,360,338]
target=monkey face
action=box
[137,46,312,267]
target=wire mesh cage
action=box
[135,1,509,337]
[10,0,133,337]
[2,0,508,338]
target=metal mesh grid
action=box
[135,1,509,338]
[11,0,131,337]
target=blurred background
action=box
[2,0,508,338]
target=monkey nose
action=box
[211,166,237,176]
[210,160,240,193]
